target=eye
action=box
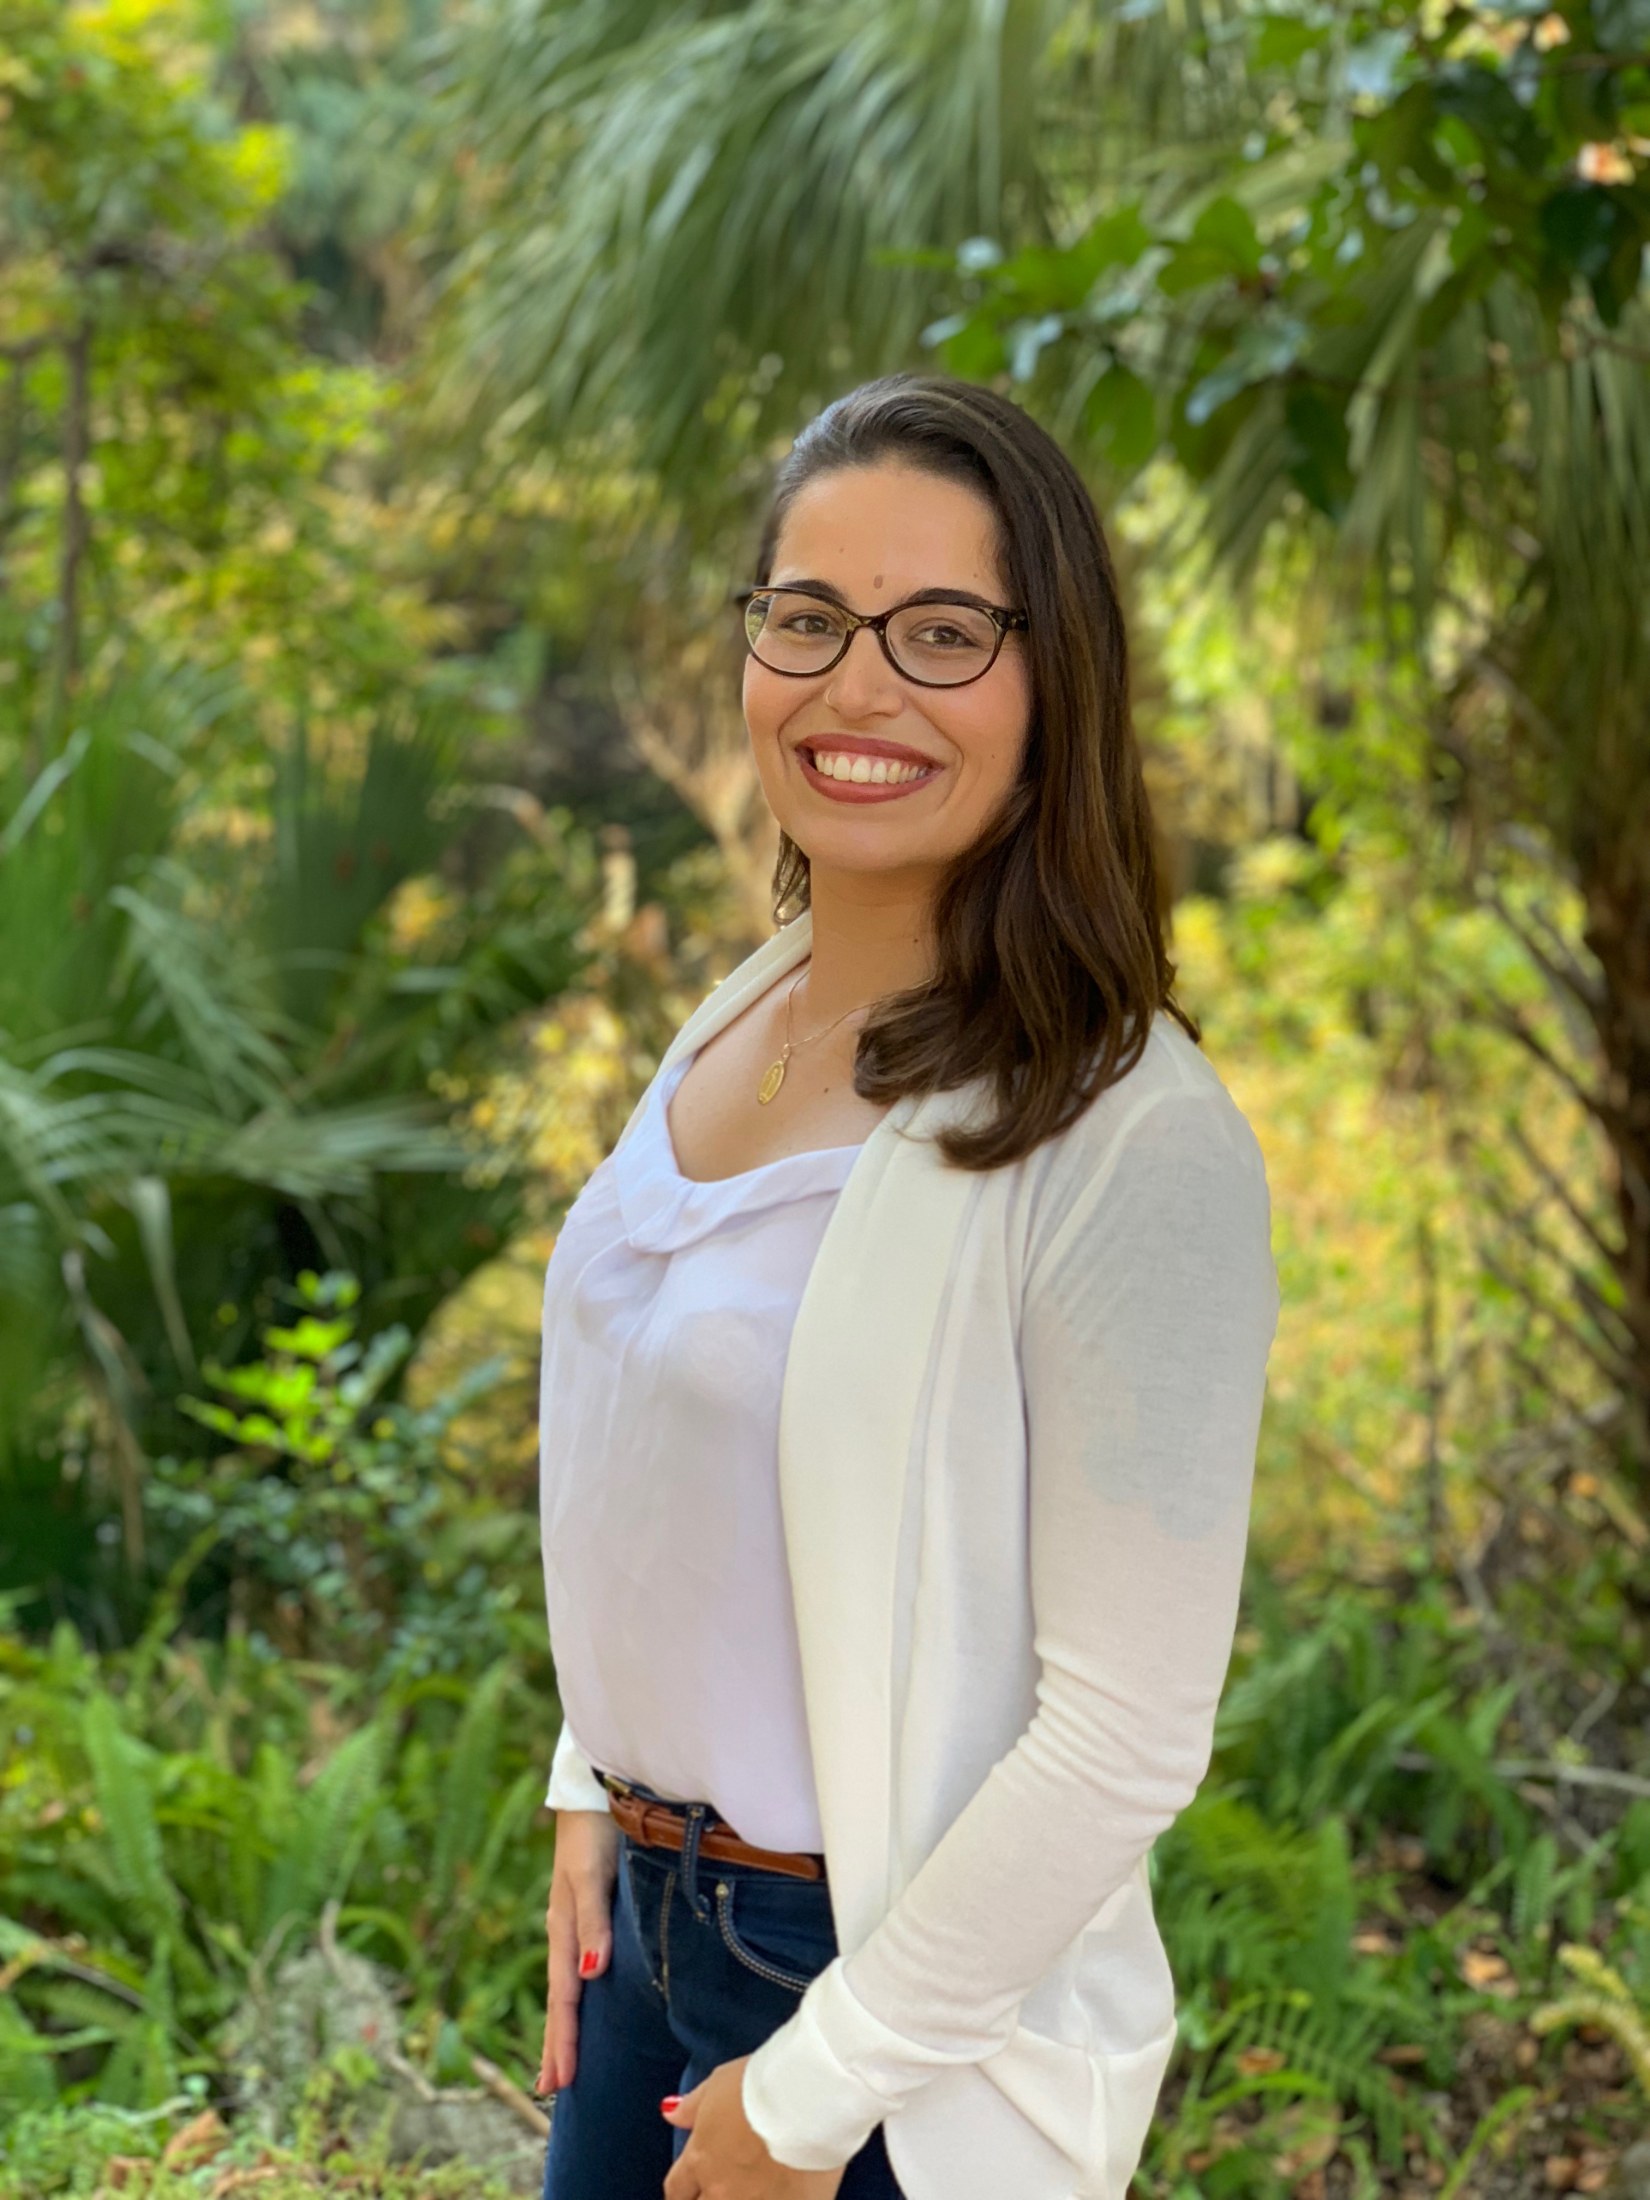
[909,620,975,649]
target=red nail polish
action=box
[579,1949,599,1977]
[660,2096,681,2114]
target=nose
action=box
[822,623,904,717]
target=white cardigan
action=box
[545,909,1281,2200]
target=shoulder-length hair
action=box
[750,370,1200,1172]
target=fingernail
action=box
[580,1948,600,1977]
[660,2096,681,2115]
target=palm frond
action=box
[425,0,1066,489]
[212,1097,459,1199]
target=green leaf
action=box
[926,313,1008,380]
[261,1722,387,1942]
[1357,81,1453,197]
[82,1696,181,1949]
[1072,202,1153,284]
[1191,193,1263,277]
[1283,384,1354,518]
[1434,61,1548,179]
[1448,203,1492,269]
[1254,15,1330,68]
[1081,362,1158,471]
[1539,184,1637,314]
[262,1316,355,1362]
[1186,313,1310,424]
[992,243,1091,311]
[433,2017,473,2086]
[1158,241,1240,297]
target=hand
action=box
[662,2056,847,2200]
[537,1808,621,2095]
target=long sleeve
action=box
[546,1709,612,1814]
[743,1088,1281,2168]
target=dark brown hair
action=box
[752,370,1199,1171]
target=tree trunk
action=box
[40,321,92,760]
[1582,824,1650,1484]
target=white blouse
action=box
[541,914,1282,2200]
[537,1041,861,1853]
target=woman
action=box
[534,372,1280,2200]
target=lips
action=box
[793,735,940,769]
[796,745,939,803]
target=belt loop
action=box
[680,1803,711,1922]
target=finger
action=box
[659,2075,704,2129]
[662,2150,699,2200]
[550,2008,578,2093]
[536,1903,562,2095]
[571,1873,614,1981]
[546,1899,583,2091]
[549,1955,581,2094]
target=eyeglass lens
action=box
[744,591,1002,685]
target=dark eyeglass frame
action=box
[732,581,1029,689]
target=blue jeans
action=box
[542,1784,905,2199]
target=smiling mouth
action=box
[799,745,939,787]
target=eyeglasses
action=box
[733,583,1028,689]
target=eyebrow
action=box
[766,576,1005,614]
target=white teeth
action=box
[807,748,932,785]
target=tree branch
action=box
[1445,977,1614,1129]
[1501,1112,1623,1277]
[1469,1149,1637,1355]
[1394,1750,1650,1801]
[1479,1242,1637,1397]
[0,333,61,366]
[1476,880,1608,1042]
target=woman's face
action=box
[743,461,1033,892]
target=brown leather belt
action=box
[596,1771,826,1883]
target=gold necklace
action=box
[757,966,870,1105]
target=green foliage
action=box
[1143,1568,1650,2178]
[0,1627,552,2117]
[0,0,321,738]
[0,692,596,1622]
[0,2090,522,2199]
[928,2,1650,867]
[153,1269,523,1679]
[934,3,1650,500]
[6,6,1650,2194]
[0,0,604,1627]
[421,0,1056,502]
[1531,1938,1650,2098]
[0,0,288,253]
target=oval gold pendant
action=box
[758,1058,787,1106]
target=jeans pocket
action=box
[711,1874,835,1995]
[620,1845,674,1998]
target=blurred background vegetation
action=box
[1,1,1648,2194]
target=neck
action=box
[793,864,936,1028]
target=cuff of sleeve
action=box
[545,1716,611,1814]
[742,1956,952,2171]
